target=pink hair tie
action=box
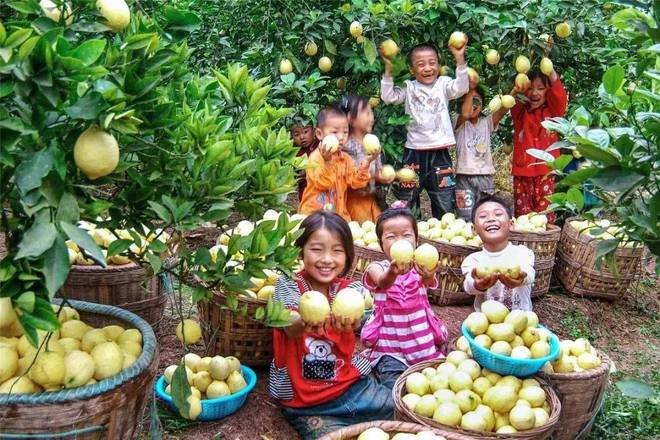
[391,200,408,209]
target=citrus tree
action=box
[0,1,300,346]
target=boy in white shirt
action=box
[462,196,535,311]
[380,41,469,219]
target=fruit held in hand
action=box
[467,68,480,85]
[515,73,530,90]
[414,243,439,270]
[96,0,131,32]
[488,96,502,113]
[381,39,400,58]
[331,288,365,321]
[363,134,381,154]
[485,49,500,65]
[176,319,202,345]
[390,240,414,265]
[322,134,339,153]
[299,291,330,325]
[279,59,293,75]
[540,57,554,75]
[380,165,396,181]
[501,95,516,109]
[515,55,531,74]
[74,127,120,180]
[397,167,417,182]
[448,31,467,49]
[555,21,571,38]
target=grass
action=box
[560,309,597,341]
[156,400,193,434]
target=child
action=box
[291,123,319,202]
[461,195,535,311]
[511,68,567,222]
[298,105,379,221]
[341,95,394,223]
[360,204,448,388]
[380,41,470,218]
[454,87,512,220]
[269,211,393,439]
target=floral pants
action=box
[513,175,556,223]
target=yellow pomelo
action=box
[119,340,142,358]
[81,329,108,353]
[0,376,41,394]
[193,371,213,393]
[102,325,125,341]
[181,394,202,420]
[299,291,331,325]
[29,351,65,388]
[331,288,365,321]
[61,320,89,340]
[59,337,82,353]
[304,41,318,56]
[555,21,571,38]
[0,297,18,329]
[96,0,131,32]
[279,59,293,75]
[483,385,517,412]
[176,319,202,345]
[515,55,531,74]
[74,126,119,180]
[0,346,18,382]
[540,57,554,75]
[448,31,467,49]
[318,56,333,73]
[381,39,400,58]
[485,49,500,65]
[91,341,124,380]
[63,350,95,388]
[117,328,142,345]
[206,380,231,398]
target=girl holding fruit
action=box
[269,210,393,439]
[341,95,394,223]
[360,204,449,388]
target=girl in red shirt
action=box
[511,69,568,222]
[269,211,393,439]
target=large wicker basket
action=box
[0,299,158,440]
[197,287,272,366]
[531,259,554,298]
[537,351,610,440]
[510,225,561,264]
[554,217,644,300]
[420,237,479,306]
[320,420,467,440]
[393,359,562,440]
[59,262,171,330]
[349,244,386,282]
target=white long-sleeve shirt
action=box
[461,243,535,311]
[380,64,469,150]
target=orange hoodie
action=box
[298,149,371,221]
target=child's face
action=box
[473,202,512,249]
[379,216,417,259]
[409,48,439,85]
[315,114,349,149]
[468,95,483,120]
[301,227,347,289]
[291,125,315,149]
[526,77,548,110]
[348,103,374,134]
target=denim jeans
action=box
[374,355,407,389]
[392,148,456,219]
[281,376,394,439]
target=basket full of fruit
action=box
[393,353,561,439]
[349,220,387,281]
[461,301,560,377]
[417,214,481,306]
[0,299,158,439]
[320,420,464,440]
[554,217,644,301]
[537,339,611,440]
[155,354,256,421]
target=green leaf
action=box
[60,222,106,266]
[16,223,58,259]
[65,92,106,120]
[324,39,337,56]
[163,7,202,32]
[55,193,80,225]
[191,286,211,304]
[4,28,33,49]
[17,36,40,60]
[616,378,657,399]
[171,363,192,417]
[596,239,619,258]
[590,167,645,193]
[526,148,555,162]
[148,201,173,223]
[572,106,592,126]
[15,291,35,313]
[576,144,620,166]
[557,167,599,188]
[566,187,585,211]
[586,129,610,149]
[363,38,377,65]
[602,65,625,95]
[66,39,106,66]
[15,150,54,195]
[107,239,132,256]
[147,254,162,274]
[42,236,70,296]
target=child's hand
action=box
[366,150,380,164]
[302,315,333,336]
[388,260,413,277]
[471,268,498,292]
[448,38,468,65]
[331,314,361,333]
[379,45,393,76]
[415,262,438,282]
[319,139,336,162]
[498,271,527,289]
[378,169,395,185]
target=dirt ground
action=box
[151,270,659,440]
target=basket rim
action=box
[393,358,563,439]
[462,322,561,368]
[69,262,143,272]
[354,243,387,259]
[419,236,481,252]
[537,350,611,380]
[510,223,562,238]
[319,419,465,440]
[563,217,644,254]
[1,299,157,405]
[154,365,257,409]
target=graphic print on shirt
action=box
[466,127,488,156]
[410,92,447,133]
[302,337,343,381]
[315,190,337,207]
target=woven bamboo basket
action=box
[537,351,610,440]
[510,225,561,264]
[183,225,222,250]
[0,299,158,440]
[531,259,554,299]
[420,237,479,306]
[197,287,272,366]
[320,420,467,440]
[349,244,386,281]
[554,217,644,300]
[59,262,171,330]
[393,359,561,440]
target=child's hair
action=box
[408,43,439,65]
[471,194,513,222]
[526,70,551,87]
[295,210,355,277]
[473,87,485,104]
[316,103,347,128]
[375,207,418,246]
[339,95,369,122]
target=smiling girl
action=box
[269,211,393,439]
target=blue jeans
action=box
[374,355,407,389]
[282,376,394,439]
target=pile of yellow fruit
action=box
[349,220,381,250]
[418,214,482,248]
[357,427,446,440]
[511,213,549,233]
[162,354,247,420]
[0,304,142,394]
[541,338,603,374]
[569,219,635,246]
[401,350,553,434]
[70,220,170,265]
[463,301,554,360]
